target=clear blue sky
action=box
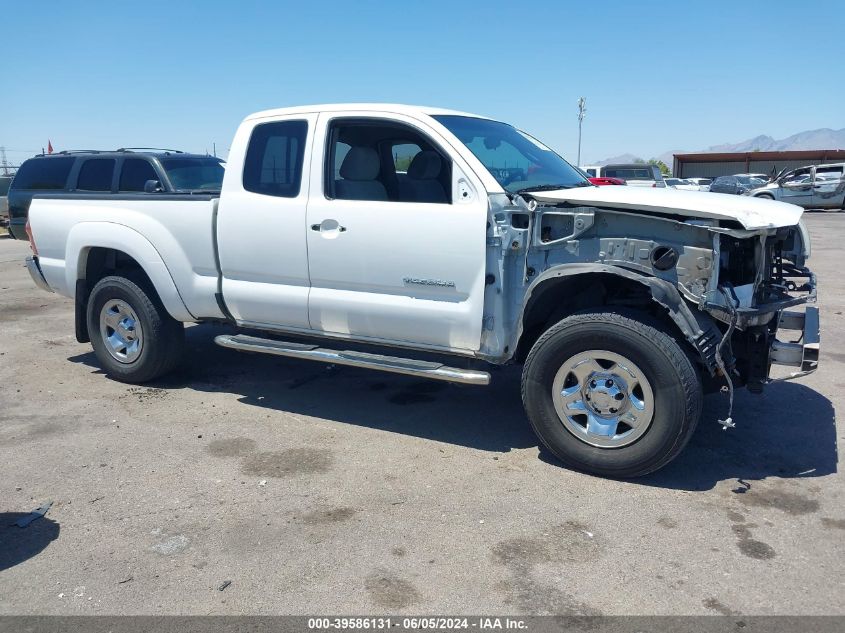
[3,0,843,166]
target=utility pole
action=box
[213,142,216,158]
[0,147,8,176]
[576,97,587,167]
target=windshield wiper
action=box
[514,184,570,194]
[513,183,588,194]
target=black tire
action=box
[86,275,184,383]
[756,193,774,200]
[521,311,702,478]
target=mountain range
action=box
[594,128,845,167]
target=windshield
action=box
[160,158,224,191]
[432,115,588,193]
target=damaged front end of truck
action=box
[480,187,819,421]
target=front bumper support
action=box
[769,307,819,380]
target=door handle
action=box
[311,221,346,232]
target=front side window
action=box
[326,119,451,204]
[243,120,308,198]
[76,159,115,191]
[119,159,159,192]
[433,115,587,194]
[161,158,224,192]
[783,169,811,185]
[11,157,74,190]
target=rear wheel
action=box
[756,193,774,200]
[521,311,702,478]
[86,275,184,383]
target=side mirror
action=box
[144,179,163,193]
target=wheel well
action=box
[514,273,677,363]
[75,247,158,344]
[84,247,154,289]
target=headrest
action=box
[408,151,442,180]
[339,147,380,181]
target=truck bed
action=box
[27,194,224,321]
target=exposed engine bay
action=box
[480,192,818,409]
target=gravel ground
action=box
[0,213,842,615]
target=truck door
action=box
[304,112,487,351]
[779,167,813,207]
[811,164,845,209]
[216,114,316,328]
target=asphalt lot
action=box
[0,214,842,616]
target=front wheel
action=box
[521,311,702,478]
[87,275,184,383]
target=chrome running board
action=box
[214,334,491,386]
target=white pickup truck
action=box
[24,104,820,477]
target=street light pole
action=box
[577,97,587,167]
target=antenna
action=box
[576,97,587,167]
[0,147,9,176]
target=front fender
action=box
[513,263,722,374]
[65,222,194,322]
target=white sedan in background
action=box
[664,178,702,191]
[685,177,712,191]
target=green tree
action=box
[648,159,671,176]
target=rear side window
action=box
[392,143,421,172]
[10,157,74,190]
[243,120,308,197]
[816,166,843,180]
[77,159,115,191]
[119,159,159,192]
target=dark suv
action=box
[6,149,224,240]
[708,175,765,196]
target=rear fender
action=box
[65,222,194,322]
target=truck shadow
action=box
[630,381,837,491]
[0,513,60,572]
[68,323,837,490]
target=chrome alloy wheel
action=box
[552,350,655,448]
[99,299,144,364]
